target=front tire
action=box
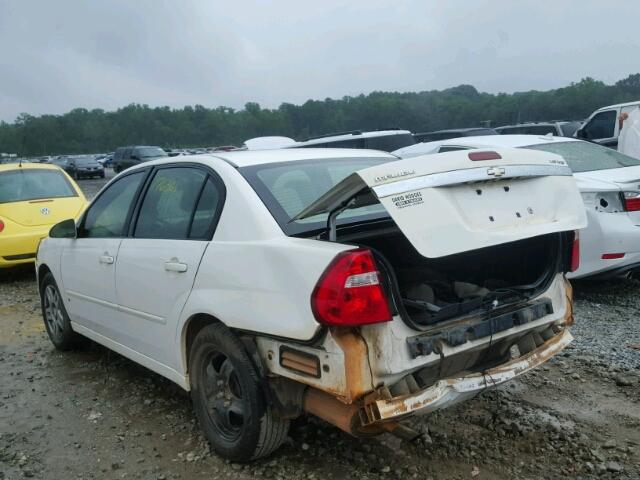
[189,323,289,461]
[40,273,82,350]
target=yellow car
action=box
[0,162,87,268]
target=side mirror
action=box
[576,128,586,139]
[50,219,77,239]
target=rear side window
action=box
[81,172,145,238]
[0,169,77,204]
[189,178,224,239]
[583,111,616,139]
[134,167,207,239]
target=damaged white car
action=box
[36,148,586,461]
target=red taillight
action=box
[602,253,625,260]
[468,151,502,161]
[0,219,4,233]
[311,248,392,327]
[570,231,580,272]
[623,192,640,211]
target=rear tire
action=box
[40,273,82,351]
[189,323,289,461]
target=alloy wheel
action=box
[44,284,65,339]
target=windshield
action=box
[0,169,77,203]
[240,157,394,235]
[523,141,640,172]
[137,147,168,158]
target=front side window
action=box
[523,141,640,173]
[583,111,616,139]
[134,167,206,239]
[0,169,77,204]
[81,171,145,238]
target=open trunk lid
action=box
[293,148,587,258]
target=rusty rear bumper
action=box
[361,329,573,425]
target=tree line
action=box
[2,74,640,157]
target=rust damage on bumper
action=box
[361,329,573,425]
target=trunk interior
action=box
[338,221,561,329]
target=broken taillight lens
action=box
[311,248,392,327]
[622,192,640,211]
[570,230,580,272]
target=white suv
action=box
[36,148,585,461]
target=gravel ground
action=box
[1,174,639,479]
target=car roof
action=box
[210,148,396,167]
[595,100,640,111]
[434,134,580,149]
[296,129,412,146]
[132,148,397,169]
[417,128,492,134]
[395,134,582,156]
[0,162,65,172]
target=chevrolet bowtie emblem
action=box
[487,167,506,177]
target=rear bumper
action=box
[0,229,48,267]
[361,329,572,424]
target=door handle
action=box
[164,259,188,273]
[99,254,114,265]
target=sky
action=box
[1,0,639,122]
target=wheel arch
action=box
[37,263,52,293]
[181,313,223,376]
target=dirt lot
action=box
[1,173,639,480]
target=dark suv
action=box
[113,146,168,173]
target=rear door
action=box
[60,170,147,334]
[294,148,587,258]
[114,165,225,369]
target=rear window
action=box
[0,169,77,203]
[74,157,98,165]
[365,134,415,152]
[241,157,393,235]
[560,122,581,137]
[136,147,168,158]
[523,141,640,172]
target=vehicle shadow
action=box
[0,264,36,283]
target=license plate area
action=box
[406,299,553,359]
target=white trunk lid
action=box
[294,148,587,258]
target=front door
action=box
[114,166,225,370]
[60,170,147,337]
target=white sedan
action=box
[37,148,584,461]
[395,135,640,279]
